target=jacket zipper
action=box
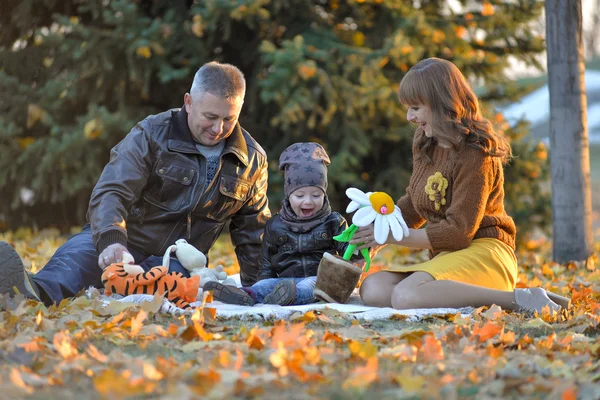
[157,214,185,256]
[299,234,307,277]
[187,213,192,240]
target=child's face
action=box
[289,186,325,218]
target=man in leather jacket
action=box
[0,61,271,305]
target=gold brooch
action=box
[425,172,448,211]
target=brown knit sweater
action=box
[397,129,516,255]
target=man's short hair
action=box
[190,61,246,100]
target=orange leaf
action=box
[10,368,33,394]
[486,343,504,358]
[130,310,147,336]
[189,369,221,395]
[342,357,378,389]
[454,26,467,38]
[246,327,265,350]
[562,386,578,400]
[234,348,244,370]
[419,335,444,362]
[52,331,79,359]
[472,321,503,342]
[570,285,593,304]
[481,2,495,16]
[323,331,343,344]
[270,323,309,348]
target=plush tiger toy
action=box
[101,262,200,309]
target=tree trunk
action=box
[545,0,593,262]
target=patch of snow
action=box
[502,70,600,127]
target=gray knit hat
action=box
[279,142,330,197]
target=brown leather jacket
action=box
[88,107,271,286]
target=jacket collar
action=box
[168,107,249,166]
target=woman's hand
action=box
[350,225,377,248]
[350,225,387,259]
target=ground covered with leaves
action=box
[1,229,599,399]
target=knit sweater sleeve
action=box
[396,193,426,229]
[425,151,495,252]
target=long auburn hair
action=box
[398,58,512,164]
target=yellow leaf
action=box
[27,104,46,129]
[83,118,104,140]
[400,45,413,55]
[42,57,54,68]
[136,46,152,59]
[143,363,164,381]
[521,318,552,329]
[17,137,35,149]
[93,369,155,397]
[192,15,204,37]
[353,31,365,46]
[291,310,316,323]
[348,339,378,359]
[393,367,424,393]
[482,304,504,320]
[149,42,165,56]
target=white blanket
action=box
[93,274,472,321]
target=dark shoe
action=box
[203,281,255,306]
[263,280,296,306]
[0,241,41,302]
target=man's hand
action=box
[98,244,132,270]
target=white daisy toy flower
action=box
[345,187,410,244]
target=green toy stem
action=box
[333,224,372,272]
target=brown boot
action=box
[314,252,362,304]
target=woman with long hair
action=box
[355,58,569,313]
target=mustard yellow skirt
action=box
[385,238,518,291]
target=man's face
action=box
[184,92,244,146]
[289,186,325,218]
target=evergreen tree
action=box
[0,0,549,243]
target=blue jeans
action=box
[250,277,317,305]
[32,225,190,305]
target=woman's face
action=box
[406,104,433,137]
